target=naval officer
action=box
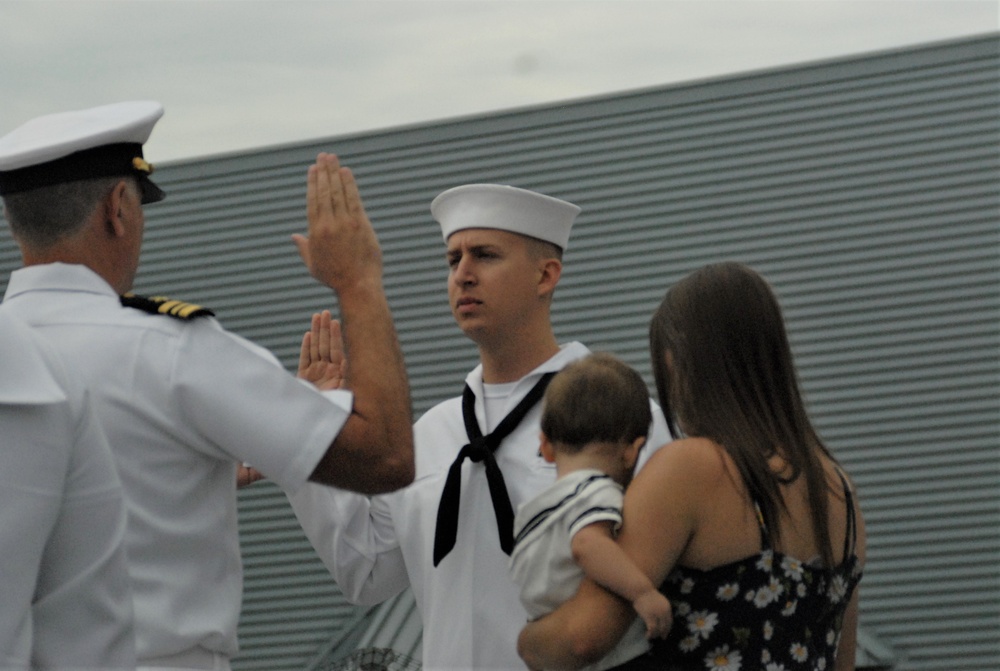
[0,102,414,670]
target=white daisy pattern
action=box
[781,556,805,581]
[753,586,776,608]
[767,576,784,600]
[717,582,740,601]
[655,496,862,670]
[679,634,700,653]
[688,610,719,639]
[705,645,742,671]
[828,574,849,603]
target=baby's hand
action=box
[633,589,672,639]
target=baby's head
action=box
[540,353,652,485]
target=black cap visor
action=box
[137,175,166,204]
[0,143,166,204]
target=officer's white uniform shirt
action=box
[290,342,671,671]
[0,313,134,669]
[509,470,648,671]
[2,263,353,667]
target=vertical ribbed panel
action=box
[235,482,359,670]
[1,35,996,670]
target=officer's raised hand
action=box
[293,153,383,293]
[291,152,414,494]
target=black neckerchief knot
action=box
[465,437,492,462]
[432,372,556,567]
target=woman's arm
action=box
[518,575,635,670]
[834,588,859,671]
[835,476,867,671]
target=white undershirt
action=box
[481,381,519,433]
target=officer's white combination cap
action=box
[0,100,165,204]
[431,183,582,250]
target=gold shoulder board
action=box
[120,293,215,320]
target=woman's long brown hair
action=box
[649,262,840,568]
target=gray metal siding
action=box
[0,34,996,670]
[235,484,358,670]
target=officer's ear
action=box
[102,180,131,238]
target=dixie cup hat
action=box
[431,183,581,250]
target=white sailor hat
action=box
[0,100,165,204]
[431,184,581,250]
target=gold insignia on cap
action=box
[132,156,154,175]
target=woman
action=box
[518,262,865,671]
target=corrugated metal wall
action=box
[1,34,996,671]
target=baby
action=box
[509,352,671,670]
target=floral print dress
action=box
[650,472,862,671]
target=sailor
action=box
[290,183,671,670]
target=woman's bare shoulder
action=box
[645,438,728,476]
[639,437,733,487]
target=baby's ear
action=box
[623,436,646,471]
[538,433,557,464]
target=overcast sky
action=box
[1,1,996,164]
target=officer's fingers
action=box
[340,168,369,223]
[311,156,335,225]
[323,154,347,218]
[291,233,312,270]
[306,163,318,222]
[305,163,325,230]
